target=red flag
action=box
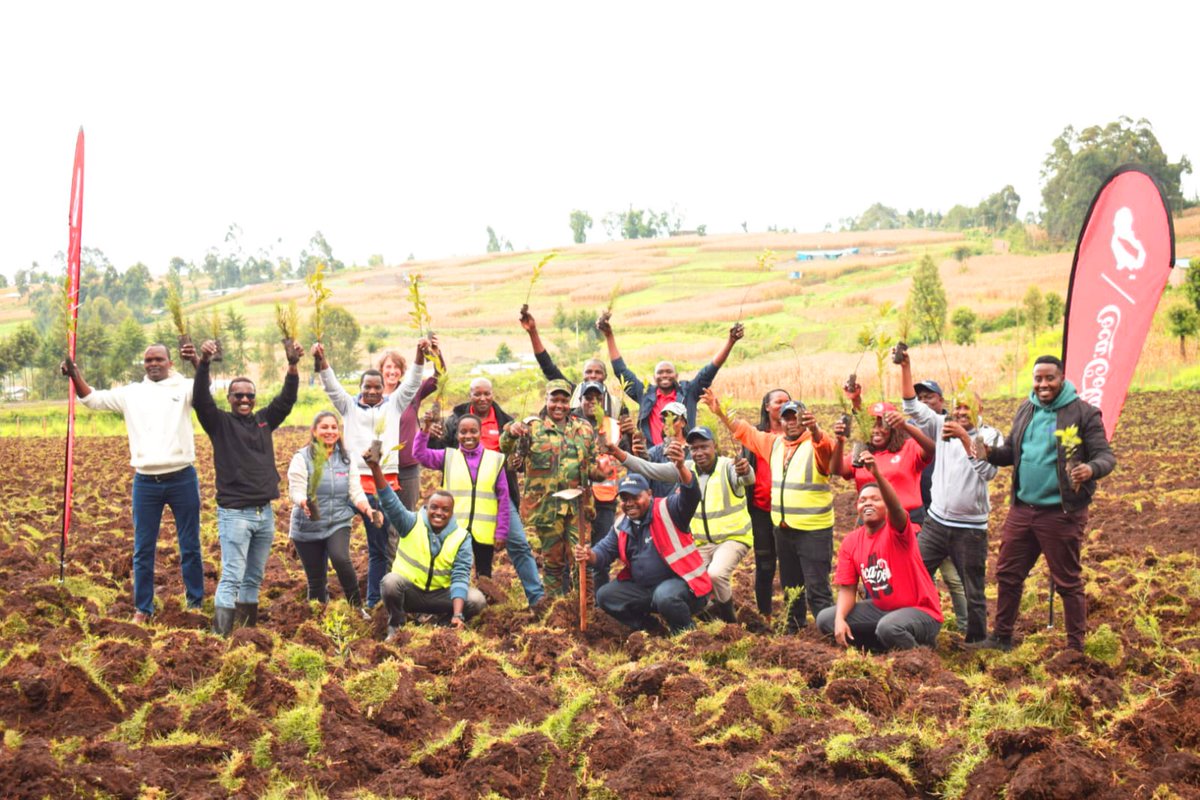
[60,128,85,581]
[1063,166,1174,439]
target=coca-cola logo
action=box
[1080,304,1123,408]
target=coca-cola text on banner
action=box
[1062,165,1174,440]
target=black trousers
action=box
[293,528,360,605]
[774,525,833,629]
[749,505,777,615]
[918,516,989,642]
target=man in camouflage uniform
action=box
[501,380,608,596]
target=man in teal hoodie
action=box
[969,355,1115,652]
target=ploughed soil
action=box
[0,390,1197,798]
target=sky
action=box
[1,1,1196,278]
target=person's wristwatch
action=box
[452,612,465,621]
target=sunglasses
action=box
[230,392,256,401]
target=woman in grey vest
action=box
[287,411,376,610]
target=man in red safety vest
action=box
[575,440,712,634]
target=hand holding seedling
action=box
[728,322,745,343]
[665,439,686,466]
[199,340,218,363]
[734,457,751,477]
[311,342,327,371]
[519,307,536,332]
[883,410,906,430]
[506,421,530,439]
[1070,462,1094,485]
[421,410,436,434]
[284,340,303,365]
[833,418,849,439]
[595,314,612,335]
[630,432,648,457]
[891,344,910,366]
[429,421,445,441]
[859,450,878,475]
[175,342,199,367]
[618,415,635,437]
[801,410,819,436]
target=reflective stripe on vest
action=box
[697,457,753,546]
[443,448,504,545]
[768,437,834,530]
[617,498,713,595]
[392,516,471,592]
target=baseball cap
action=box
[617,474,651,496]
[660,401,687,418]
[580,380,605,396]
[545,379,573,396]
[870,401,897,417]
[780,401,805,416]
[685,426,715,443]
[914,379,943,397]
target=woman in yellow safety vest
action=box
[413,414,508,578]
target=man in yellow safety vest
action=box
[363,448,486,642]
[703,389,839,632]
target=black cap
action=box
[685,426,715,443]
[580,380,605,396]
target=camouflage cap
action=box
[545,379,573,397]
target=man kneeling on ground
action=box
[363,448,486,642]
[817,452,943,651]
[574,441,712,634]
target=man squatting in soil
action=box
[190,338,301,637]
[61,344,205,623]
[574,439,715,634]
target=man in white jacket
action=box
[900,356,1003,643]
[62,344,204,623]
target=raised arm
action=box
[387,339,429,415]
[861,451,909,533]
[598,317,642,401]
[708,322,744,370]
[884,409,935,462]
[191,346,221,433]
[312,342,354,415]
[521,310,569,382]
[263,340,303,429]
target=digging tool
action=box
[553,487,587,631]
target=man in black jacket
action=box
[969,355,1116,652]
[191,338,302,636]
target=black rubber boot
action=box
[714,599,737,624]
[233,602,259,628]
[211,606,235,637]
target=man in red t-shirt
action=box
[817,452,943,651]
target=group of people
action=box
[63,307,1115,653]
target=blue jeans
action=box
[215,506,275,608]
[505,500,544,606]
[596,577,707,634]
[362,493,394,608]
[132,466,204,615]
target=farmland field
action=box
[0,391,1198,798]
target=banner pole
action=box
[60,127,85,584]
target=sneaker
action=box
[132,611,150,625]
[359,606,372,622]
[964,635,1013,652]
[384,626,401,644]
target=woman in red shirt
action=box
[817,451,943,651]
[834,401,935,526]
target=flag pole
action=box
[60,127,85,584]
